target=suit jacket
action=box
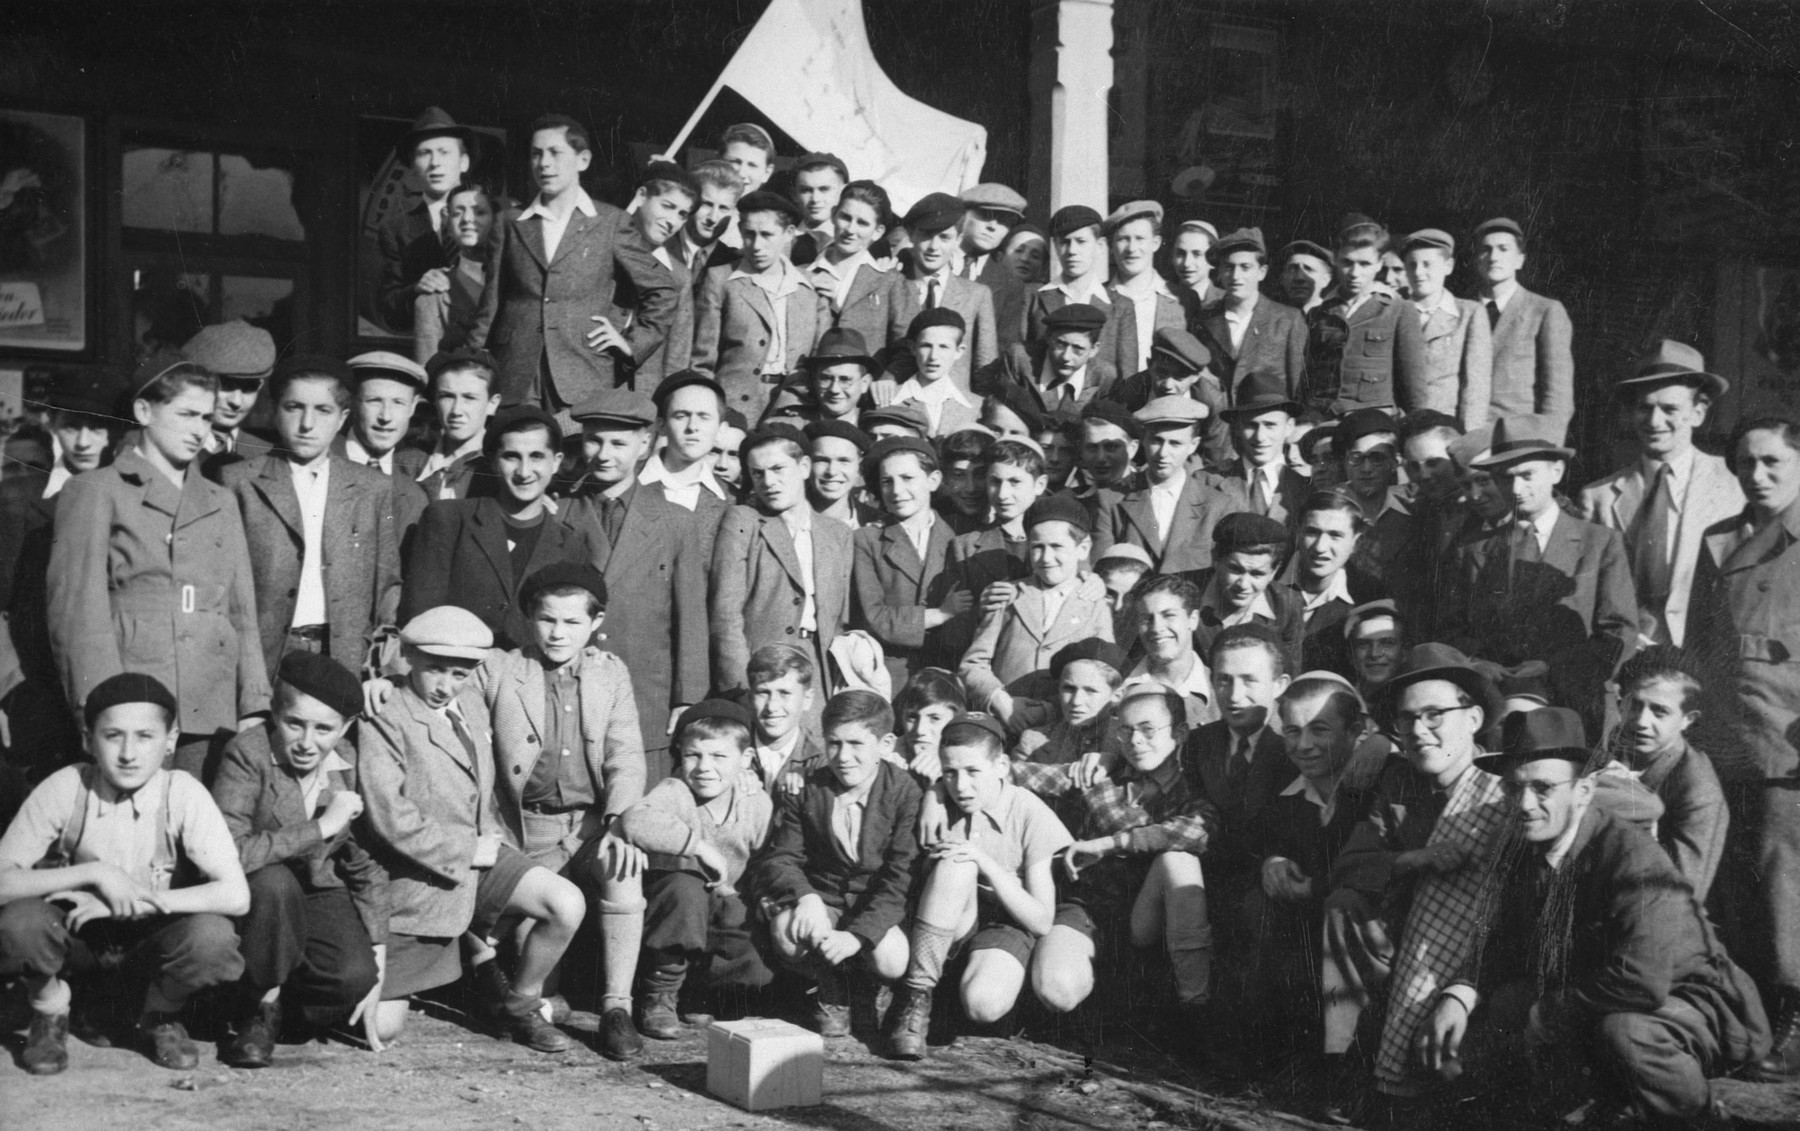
[1413,295,1493,429]
[973,252,1028,351]
[0,473,57,686]
[220,454,401,679]
[1105,277,1189,378]
[375,199,452,332]
[692,264,828,425]
[357,684,498,937]
[747,759,923,950]
[1182,569,1307,676]
[1091,472,1247,574]
[210,723,387,942]
[959,580,1114,708]
[710,504,854,692]
[330,436,430,550]
[1023,282,1121,358]
[199,429,279,484]
[400,496,604,651]
[467,199,677,406]
[1195,296,1309,401]
[1217,461,1311,527]
[416,450,485,502]
[47,450,271,733]
[889,270,999,391]
[820,261,907,354]
[1687,500,1800,781]
[632,240,695,389]
[1631,740,1728,904]
[1182,722,1292,878]
[476,645,646,846]
[941,525,1032,662]
[1576,452,1744,646]
[1486,285,1574,437]
[1307,291,1426,413]
[971,340,1122,417]
[851,517,958,689]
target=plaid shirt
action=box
[1012,756,1213,855]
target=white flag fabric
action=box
[712,0,987,214]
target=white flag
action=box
[709,0,987,215]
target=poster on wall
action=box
[353,114,508,346]
[0,110,86,354]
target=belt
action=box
[522,800,580,816]
[288,624,328,641]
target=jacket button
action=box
[287,589,297,598]
[512,766,521,774]
[785,626,795,635]
[792,597,801,606]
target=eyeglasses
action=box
[1114,721,1172,743]
[1392,704,1475,731]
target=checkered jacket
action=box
[1012,758,1212,855]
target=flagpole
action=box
[664,74,731,162]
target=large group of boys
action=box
[0,103,1797,1131]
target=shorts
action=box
[471,842,537,936]
[961,902,1093,967]
[382,933,460,1001]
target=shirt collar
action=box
[1488,279,1520,310]
[343,434,391,472]
[813,248,873,282]
[731,259,804,297]
[267,741,354,776]
[1520,505,1560,542]
[518,187,597,223]
[45,464,72,498]
[1415,289,1459,317]
[1205,574,1276,622]
[1127,652,1212,700]
[640,450,727,497]
[1543,794,1593,872]
[1641,445,1695,487]
[1114,270,1159,301]
[1280,772,1339,820]
[896,376,973,408]
[1043,275,1108,305]
[779,504,813,537]
[1302,568,1354,610]
[93,767,170,817]
[966,780,1024,834]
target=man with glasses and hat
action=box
[1192,227,1308,404]
[375,107,474,335]
[794,327,880,428]
[1576,340,1742,647]
[1418,707,1766,1129]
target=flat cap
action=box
[425,347,499,382]
[1401,228,1455,255]
[1213,511,1289,552]
[274,353,353,387]
[677,697,756,738]
[183,320,276,381]
[1024,493,1092,535]
[651,370,727,412]
[484,405,562,453]
[1496,659,1553,706]
[795,151,849,180]
[982,383,1046,435]
[1051,638,1130,677]
[130,349,203,398]
[1133,395,1209,428]
[570,387,656,428]
[863,435,937,481]
[739,421,810,464]
[960,183,1028,215]
[907,307,967,339]
[520,561,608,611]
[1043,302,1108,337]
[1279,239,1334,266]
[83,672,178,730]
[737,190,802,227]
[804,418,873,453]
[1471,216,1525,243]
[399,606,493,660]
[1079,398,1142,439]
[943,712,1008,747]
[1103,200,1163,236]
[860,403,931,437]
[1207,227,1266,264]
[277,652,364,720]
[1150,327,1211,374]
[347,350,429,389]
[1095,542,1155,570]
[901,192,965,235]
[1048,205,1104,240]
[1335,407,1399,449]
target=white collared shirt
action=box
[1299,568,1355,621]
[810,249,873,310]
[639,449,726,511]
[1036,356,1088,403]
[1223,299,1257,351]
[1113,271,1162,372]
[1280,772,1340,826]
[1413,288,1459,328]
[957,248,990,282]
[780,506,818,631]
[915,265,951,308]
[289,457,331,627]
[1641,446,1695,517]
[752,729,803,792]
[1148,472,1184,541]
[419,434,484,484]
[44,464,72,499]
[343,435,393,476]
[1518,505,1560,555]
[518,187,598,263]
[1042,275,1109,307]
[1037,575,1081,630]
[732,262,804,372]
[1487,279,1520,314]
[899,510,936,564]
[892,375,973,434]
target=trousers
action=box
[237,865,377,1026]
[0,897,243,1004]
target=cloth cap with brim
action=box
[1048,205,1104,240]
[863,435,936,483]
[1335,407,1400,450]
[397,106,473,156]
[803,328,880,371]
[1134,395,1209,429]
[483,405,563,454]
[348,351,429,390]
[1470,413,1573,470]
[425,347,499,383]
[277,651,364,720]
[1043,303,1108,337]
[795,152,850,181]
[1103,200,1164,236]
[1051,638,1129,678]
[901,192,966,235]
[571,388,656,429]
[738,190,803,228]
[1474,706,1593,775]
[45,370,125,417]
[83,672,178,730]
[1207,226,1266,264]
[805,418,873,453]
[1279,240,1334,267]
[1341,598,1400,640]
[1151,328,1210,374]
[907,307,966,340]
[130,349,203,398]
[1616,339,1729,400]
[651,370,727,413]
[859,403,931,437]
[1379,643,1505,729]
[400,606,493,660]
[983,383,1047,435]
[1221,371,1301,418]
[677,698,756,740]
[1471,217,1525,244]
[943,713,1008,748]
[960,183,1027,215]
[520,562,608,612]
[739,421,809,464]
[183,320,277,381]
[1024,493,1092,536]
[1401,229,1456,256]
[1079,399,1142,440]
[1095,542,1155,570]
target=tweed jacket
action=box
[1194,296,1309,402]
[1091,471,1248,575]
[467,198,678,406]
[692,262,828,425]
[889,269,999,391]
[1216,460,1312,527]
[1104,276,1189,378]
[819,260,908,354]
[709,503,854,692]
[210,723,388,942]
[970,340,1123,417]
[47,450,271,733]
[631,240,696,389]
[748,759,924,950]
[1485,285,1574,437]
[1576,451,1744,646]
[357,683,499,938]
[219,454,401,679]
[1307,290,1427,413]
[973,251,1029,351]
[474,644,646,848]
[1630,740,1728,904]
[1023,281,1120,358]
[851,515,959,688]
[940,524,1032,662]
[1412,294,1493,429]
[959,577,1115,708]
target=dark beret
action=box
[651,370,727,412]
[1051,638,1130,678]
[906,306,967,339]
[520,561,608,611]
[901,191,966,235]
[1335,407,1399,449]
[982,383,1046,435]
[277,652,364,720]
[738,190,803,227]
[1213,511,1290,552]
[273,353,353,387]
[1043,302,1108,337]
[739,422,809,464]
[943,712,1008,747]
[804,418,873,453]
[1079,398,1143,439]
[483,405,562,454]
[425,347,499,382]
[84,672,178,730]
[677,698,756,739]
[1024,493,1092,536]
[1048,205,1104,240]
[796,152,850,181]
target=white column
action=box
[1029,0,1114,219]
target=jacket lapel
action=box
[252,456,304,538]
[839,264,880,315]
[739,276,778,333]
[880,524,924,585]
[550,210,594,267]
[1722,512,1797,574]
[510,661,547,771]
[1119,491,1165,555]
[760,513,806,590]
[1165,477,1210,560]
[468,499,516,596]
[518,215,550,272]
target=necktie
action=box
[449,710,478,764]
[924,278,940,310]
[963,256,980,282]
[601,495,626,544]
[1486,300,1501,330]
[1513,520,1542,565]
[1226,734,1249,798]
[1635,463,1674,602]
[1250,472,1272,517]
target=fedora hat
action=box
[1470,413,1574,470]
[397,106,473,156]
[1474,706,1594,775]
[804,328,880,371]
[1379,642,1505,730]
[1220,370,1301,418]
[1616,339,1728,399]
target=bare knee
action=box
[870,928,909,981]
[375,1000,410,1043]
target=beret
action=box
[737,190,802,227]
[795,151,849,180]
[907,306,967,339]
[1334,407,1399,449]
[1043,302,1108,336]
[1207,226,1266,264]
[277,652,364,720]
[129,349,199,398]
[83,672,178,730]
[45,370,124,417]
[1134,395,1208,428]
[425,347,499,382]
[1401,228,1455,255]
[1471,216,1525,243]
[347,350,429,390]
[1150,327,1210,373]
[739,421,809,464]
[1051,638,1130,678]
[1094,542,1154,570]
[183,319,276,380]
[901,191,965,235]
[804,418,873,453]
[859,403,931,437]
[1102,199,1163,236]
[943,712,1007,747]
[863,435,937,480]
[981,383,1046,435]
[570,387,656,428]
[651,370,727,412]
[959,183,1028,215]
[1048,205,1104,240]
[677,697,756,738]
[520,561,608,611]
[1024,493,1092,535]
[1278,239,1334,266]
[400,606,493,659]
[722,409,750,432]
[1079,398,1142,439]
[483,405,562,453]
[1213,511,1290,552]
[273,353,353,387]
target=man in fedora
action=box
[1419,708,1767,1128]
[798,328,880,428]
[1192,227,1307,403]
[1576,340,1743,647]
[956,183,1030,350]
[375,107,473,335]
[1218,371,1310,526]
[1440,413,1639,735]
[1472,217,1574,439]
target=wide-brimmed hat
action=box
[1474,706,1594,775]
[1220,371,1301,418]
[1616,339,1729,400]
[1470,413,1574,470]
[1379,642,1505,729]
[803,327,880,372]
[397,106,474,156]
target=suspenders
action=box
[48,766,179,892]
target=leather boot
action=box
[139,1012,199,1070]
[884,986,932,1060]
[1752,991,1800,1082]
[22,1011,69,1076]
[812,969,850,1038]
[223,999,280,1068]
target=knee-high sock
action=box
[600,896,646,1013]
[903,923,956,992]
[1166,921,1213,1006]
